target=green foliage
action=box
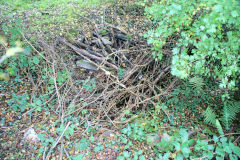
[121,122,146,141]
[189,76,205,93]
[1,19,43,82]
[161,78,217,123]
[118,68,126,79]
[117,150,146,160]
[154,128,240,159]
[8,93,29,112]
[31,95,49,112]
[82,78,96,92]
[56,123,75,139]
[215,119,224,136]
[75,138,90,151]
[203,107,217,126]
[145,0,240,89]
[93,143,104,152]
[203,101,240,134]
[71,154,85,160]
[0,0,114,10]
[0,20,26,80]
[221,101,240,130]
[38,133,55,148]
[194,136,240,160]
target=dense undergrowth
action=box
[0,0,240,160]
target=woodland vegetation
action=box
[0,0,240,159]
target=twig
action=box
[153,65,171,84]
[43,146,47,160]
[113,114,141,124]
[74,12,96,26]
[64,147,71,160]
[44,122,71,160]
[81,113,92,135]
[234,136,240,143]
[20,31,52,64]
[139,78,178,104]
[52,61,65,160]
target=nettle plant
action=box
[145,0,240,89]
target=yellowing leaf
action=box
[0,73,9,81]
[0,35,7,46]
[172,153,177,159]
[6,46,23,57]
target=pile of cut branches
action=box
[34,10,177,123]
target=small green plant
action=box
[82,78,96,92]
[161,78,217,118]
[71,154,85,160]
[74,138,90,151]
[151,128,240,160]
[116,150,146,160]
[194,136,240,160]
[31,94,49,112]
[57,70,71,85]
[203,101,240,135]
[189,76,205,93]
[118,68,126,79]
[8,93,29,112]
[38,132,55,155]
[116,151,132,160]
[56,123,75,139]
[93,143,104,152]
[121,122,146,141]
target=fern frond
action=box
[221,105,231,130]
[230,101,240,115]
[203,107,216,126]
[216,119,224,136]
[189,76,204,92]
[221,101,240,130]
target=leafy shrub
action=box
[145,0,240,89]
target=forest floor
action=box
[0,0,239,160]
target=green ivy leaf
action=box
[35,99,42,106]
[231,11,239,17]
[72,154,85,160]
[174,142,181,150]
[220,137,227,143]
[181,147,191,157]
[230,143,240,157]
[163,152,170,160]
[213,136,219,142]
[175,153,184,160]
[229,154,238,160]
[179,129,188,143]
[139,155,146,160]
[216,146,225,157]
[32,56,40,64]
